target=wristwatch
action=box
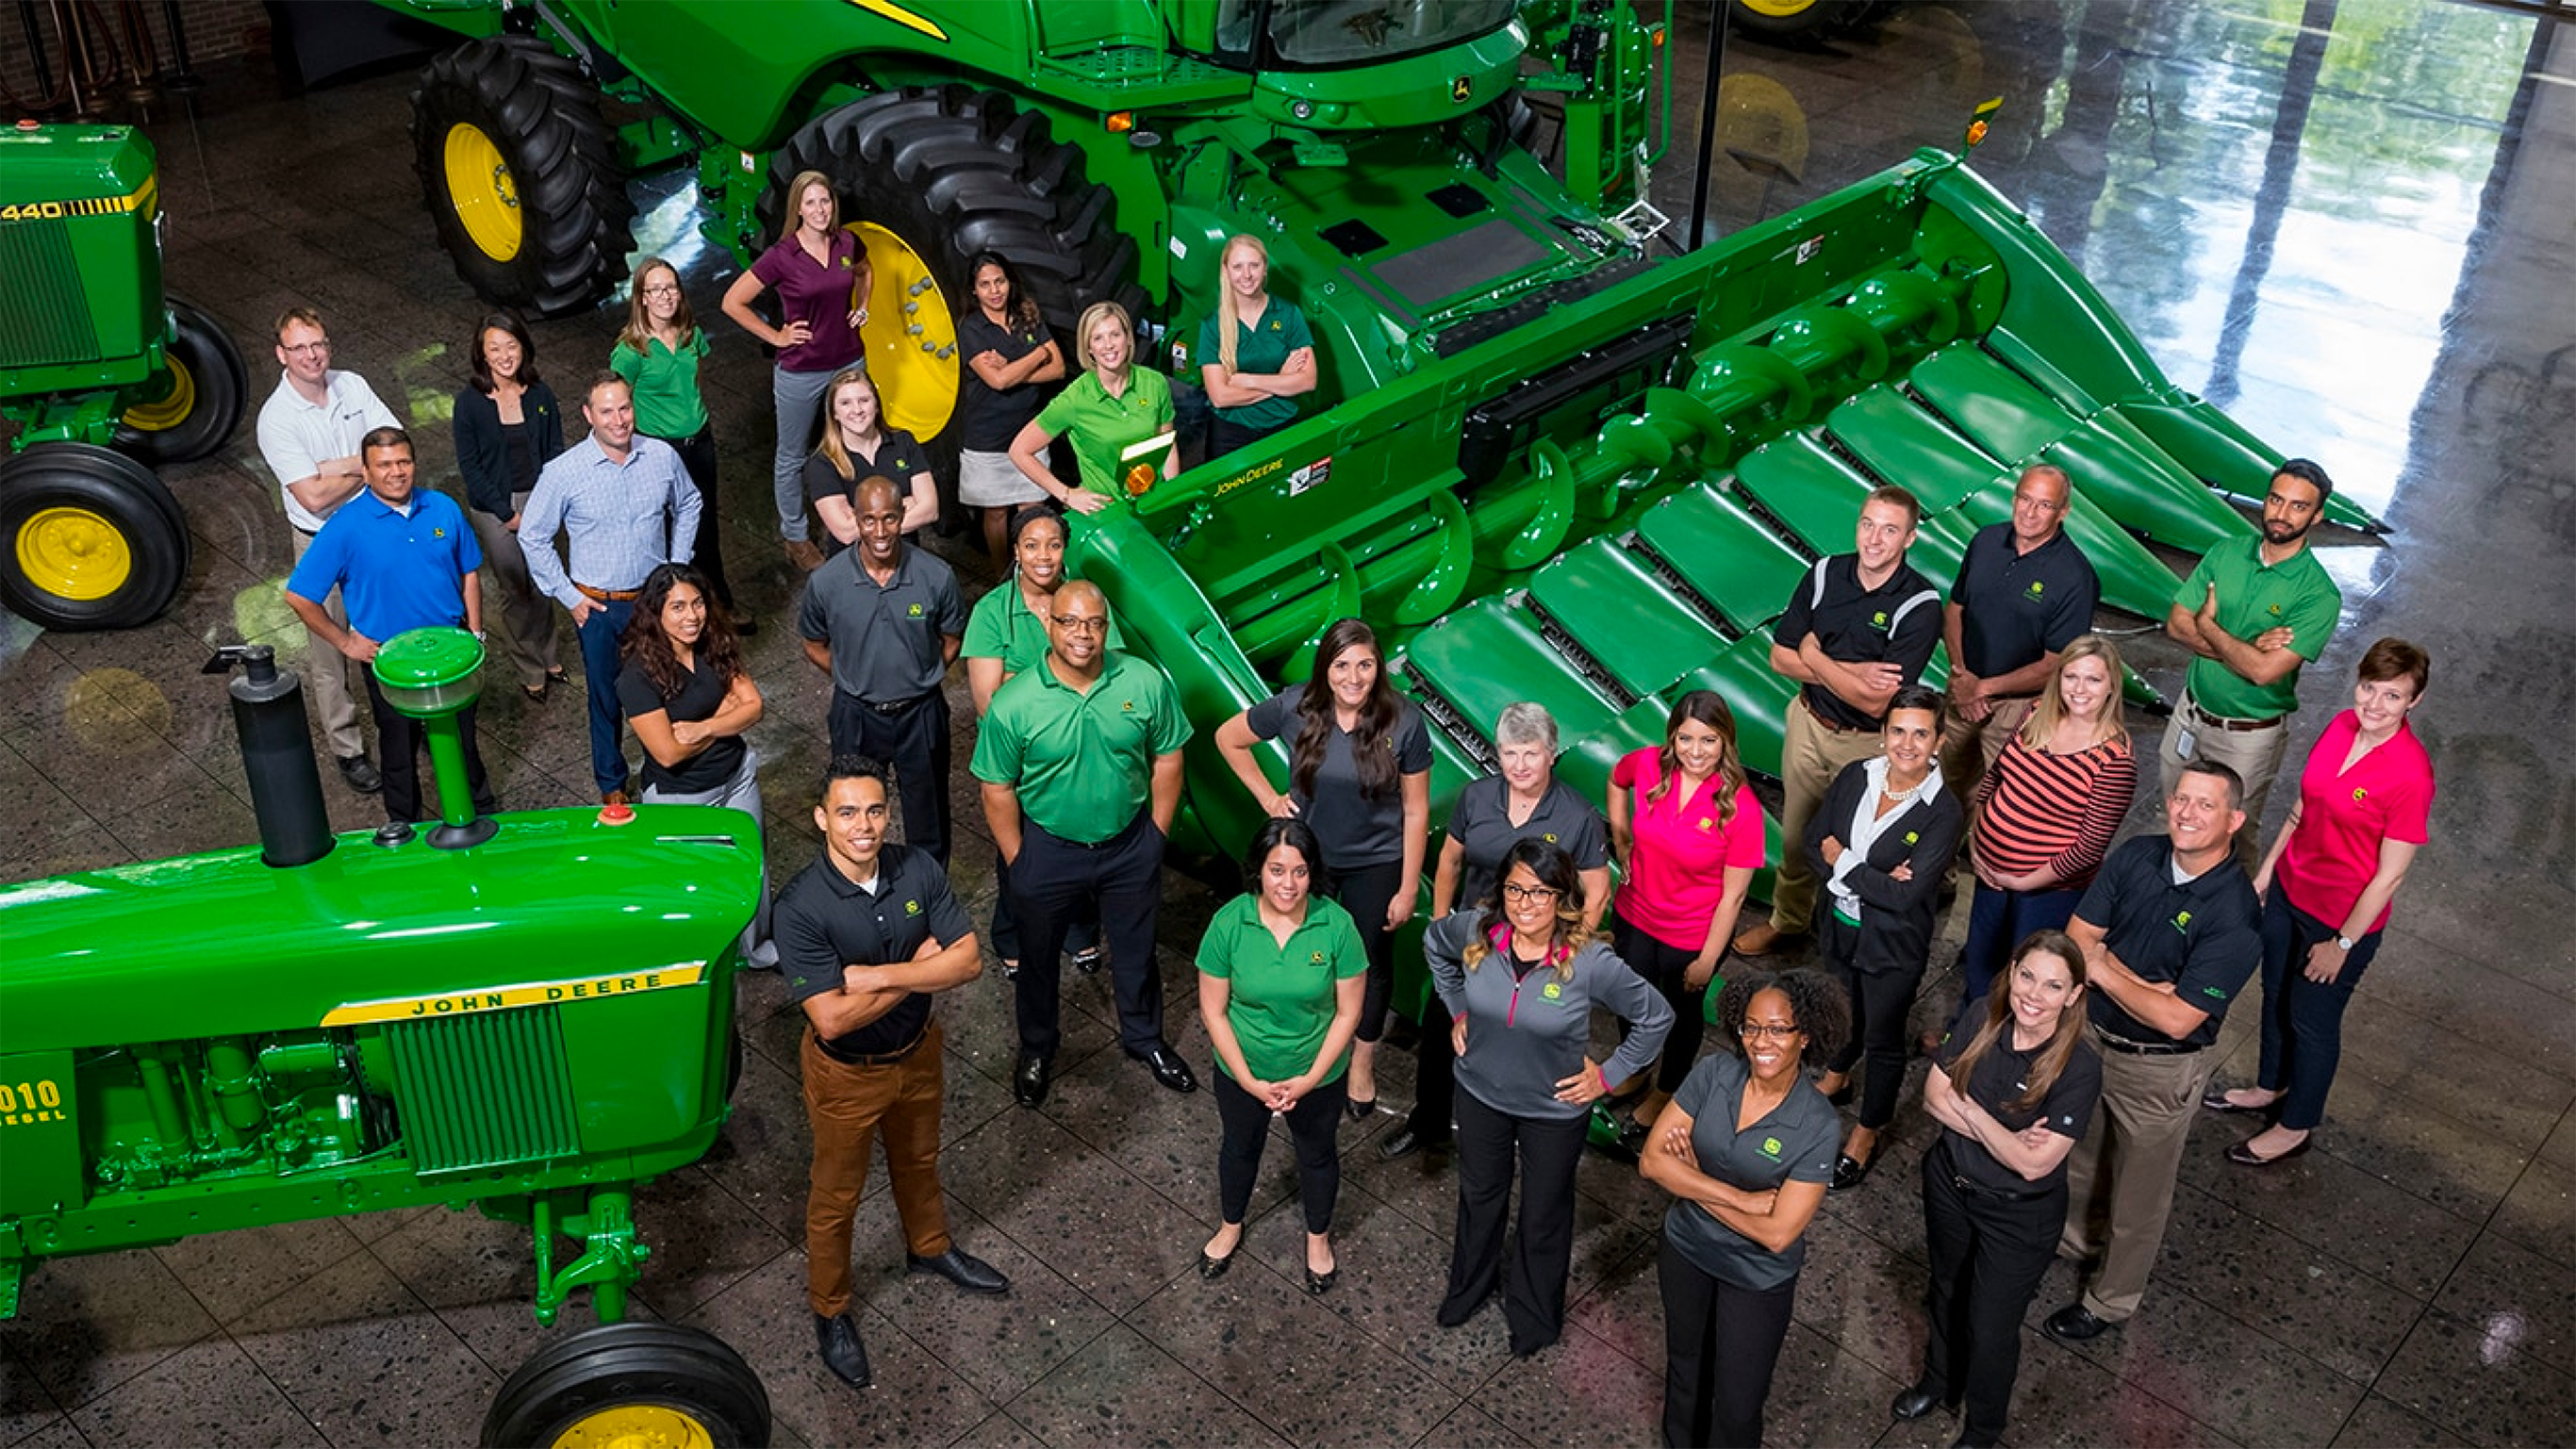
[2333,934,2354,951]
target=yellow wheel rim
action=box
[15,505,134,602]
[851,220,958,441]
[121,354,198,434]
[546,1403,716,1449]
[444,122,523,262]
[1739,0,1821,15]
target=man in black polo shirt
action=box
[1940,464,2100,802]
[776,758,1009,1392]
[2041,759,2259,1344]
[1736,485,1944,958]
[799,474,967,864]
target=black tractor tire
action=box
[412,36,635,319]
[114,298,249,466]
[0,443,190,632]
[1731,0,1872,41]
[768,86,1147,386]
[483,1322,770,1449]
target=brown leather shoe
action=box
[784,537,825,571]
[1732,921,1798,957]
[603,790,630,807]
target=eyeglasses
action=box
[641,285,680,298]
[1738,1022,1803,1040]
[1049,615,1108,635]
[1499,882,1560,902]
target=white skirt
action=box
[958,448,1046,507]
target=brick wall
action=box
[1,1,272,117]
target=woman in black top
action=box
[618,564,772,964]
[1898,930,2102,1449]
[954,252,1066,570]
[1214,617,1431,1117]
[452,312,566,700]
[1642,968,1849,1449]
[1808,683,1964,1191]
[804,369,935,553]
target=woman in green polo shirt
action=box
[1196,817,1367,1294]
[1008,301,1179,514]
[1197,234,1317,457]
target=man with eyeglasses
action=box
[256,306,398,796]
[2161,459,2343,866]
[973,580,1197,1107]
[1940,464,2100,805]
[798,473,966,864]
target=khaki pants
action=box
[2156,691,2290,871]
[2058,1041,2218,1323]
[802,1019,950,1317]
[466,493,562,690]
[1940,693,2036,840]
[1768,696,1889,936]
[287,526,365,759]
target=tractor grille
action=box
[385,1007,581,1175]
[0,218,97,369]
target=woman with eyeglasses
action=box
[1643,967,1849,1449]
[1427,838,1672,1358]
[1894,930,2100,1449]
[614,257,745,629]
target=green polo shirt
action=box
[1034,367,1175,500]
[962,580,1126,678]
[971,649,1191,842]
[2172,535,2340,719]
[609,330,710,440]
[1197,300,1314,433]
[1196,892,1367,1085]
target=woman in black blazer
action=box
[1806,683,1964,1191]
[452,312,567,700]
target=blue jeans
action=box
[2254,891,2382,1132]
[575,598,634,796]
[1959,881,2084,1009]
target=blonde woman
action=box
[803,369,935,552]
[1009,301,1176,514]
[612,257,742,628]
[1197,234,1316,455]
[721,170,869,568]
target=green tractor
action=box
[0,122,248,632]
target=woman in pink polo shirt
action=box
[2206,638,2435,1165]
[1607,690,1767,1136]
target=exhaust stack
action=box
[206,644,333,868]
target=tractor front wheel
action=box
[0,444,190,632]
[1731,0,1874,41]
[116,297,249,466]
[483,1322,770,1449]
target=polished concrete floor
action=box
[4,2,2572,1446]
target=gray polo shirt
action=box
[797,544,966,703]
[1424,911,1671,1122]
[1660,1051,1840,1291]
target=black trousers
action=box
[1658,1238,1797,1449]
[1444,1090,1587,1355]
[1324,859,1404,1046]
[1214,1069,1346,1233]
[1401,991,1458,1145]
[1614,908,1716,1095]
[989,850,1099,963]
[652,423,735,614]
[1920,1141,2066,1444]
[826,688,952,865]
[1011,812,1166,1058]
[362,673,494,824]
[1821,914,1926,1131]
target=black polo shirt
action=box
[796,544,966,704]
[1935,1012,2102,1193]
[774,842,973,1059]
[1949,523,2101,680]
[1772,553,1943,730]
[2073,834,2260,1049]
[1444,775,1610,912]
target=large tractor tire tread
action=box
[115,296,249,466]
[1,444,190,632]
[412,36,635,319]
[482,1321,769,1449]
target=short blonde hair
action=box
[1073,301,1134,374]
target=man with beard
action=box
[2160,460,2342,866]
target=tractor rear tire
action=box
[0,444,190,632]
[1731,0,1872,41]
[483,1322,770,1449]
[412,36,634,319]
[768,87,1145,440]
[115,298,249,466]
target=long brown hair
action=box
[777,170,837,244]
[1643,688,1744,827]
[2019,634,2130,752]
[1943,930,2089,1114]
[618,256,698,358]
[813,369,878,483]
[619,564,744,700]
[1290,618,1403,803]
[1459,838,1594,980]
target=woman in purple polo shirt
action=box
[721,169,869,570]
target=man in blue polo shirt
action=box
[285,427,496,824]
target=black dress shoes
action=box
[1379,1125,1450,1161]
[1014,1051,1051,1108]
[815,1310,871,1390]
[2042,1302,2117,1343]
[1890,1385,1957,1421]
[908,1247,1010,1295]
[1828,1153,1874,1192]
[1135,1044,1198,1094]
[2225,1133,2314,1167]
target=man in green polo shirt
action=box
[2162,459,2343,866]
[974,579,1195,1106]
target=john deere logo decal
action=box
[2352,786,2370,803]
[1904,831,1920,845]
[1311,950,1327,965]
[904,899,921,915]
[2172,909,2193,933]
[1543,832,1558,843]
[1542,981,1562,1001]
[2027,581,2044,596]
[907,602,924,617]
[433,527,447,538]
[1452,75,1474,103]
[1759,1135,1783,1161]
[1873,610,1891,630]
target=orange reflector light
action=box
[1106,111,1135,134]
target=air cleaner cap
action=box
[372,627,485,718]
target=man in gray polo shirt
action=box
[799,474,966,864]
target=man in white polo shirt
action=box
[255,305,397,794]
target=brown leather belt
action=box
[815,1024,929,1068]
[575,582,642,602]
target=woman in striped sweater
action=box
[1955,634,2137,1014]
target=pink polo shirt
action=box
[1609,747,1767,949]
[2276,710,2434,935]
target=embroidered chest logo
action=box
[1697,817,1713,832]
[433,527,447,538]
[2171,909,2193,934]
[1310,950,1327,965]
[1541,981,1562,1001]
[1759,1136,1783,1161]
[1543,832,1559,844]
[2026,580,2045,598]
[903,899,921,916]
[2268,602,2283,617]
[1120,700,1135,712]
[1904,831,1920,845]
[1871,609,1891,632]
[2351,786,2370,803]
